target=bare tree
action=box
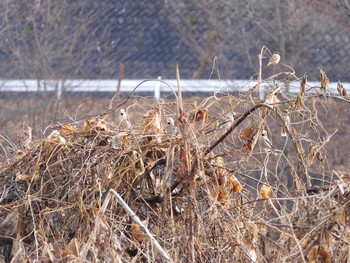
[0,0,125,129]
[164,0,317,79]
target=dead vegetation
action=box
[0,50,350,262]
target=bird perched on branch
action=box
[258,129,274,151]
[165,117,176,134]
[206,111,236,134]
[265,86,280,109]
[267,52,280,66]
[164,117,181,139]
[119,109,131,129]
[281,109,291,137]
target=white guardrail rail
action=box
[0,79,347,98]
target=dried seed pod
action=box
[320,69,329,92]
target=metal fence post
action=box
[155,76,161,100]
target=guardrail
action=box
[0,79,347,98]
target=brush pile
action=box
[0,69,350,262]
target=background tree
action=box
[164,0,349,80]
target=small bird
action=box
[281,109,291,137]
[267,52,281,66]
[218,111,236,130]
[119,109,131,129]
[165,117,176,134]
[206,111,236,134]
[259,129,274,151]
[265,93,279,109]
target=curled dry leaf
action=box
[16,173,39,181]
[240,125,256,154]
[294,95,305,110]
[300,73,307,97]
[316,151,324,162]
[230,175,243,193]
[217,187,228,201]
[83,118,108,132]
[243,223,259,246]
[215,156,225,184]
[191,108,208,123]
[131,223,148,243]
[323,230,333,247]
[259,185,272,199]
[306,145,316,164]
[337,80,348,97]
[60,124,78,136]
[62,238,80,258]
[213,156,243,199]
[307,245,331,263]
[141,109,163,134]
[320,69,329,92]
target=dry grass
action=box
[0,60,350,262]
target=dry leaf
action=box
[192,108,208,123]
[240,125,255,140]
[320,69,329,92]
[324,230,333,247]
[141,109,163,134]
[62,238,79,257]
[230,176,243,193]
[316,151,324,162]
[217,186,228,201]
[240,125,256,154]
[60,124,77,136]
[16,173,39,181]
[259,185,272,199]
[337,80,348,97]
[82,118,107,132]
[243,223,259,246]
[300,73,307,96]
[295,95,305,109]
[306,145,316,164]
[131,223,147,243]
[307,245,331,263]
[215,156,224,166]
[215,156,225,184]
